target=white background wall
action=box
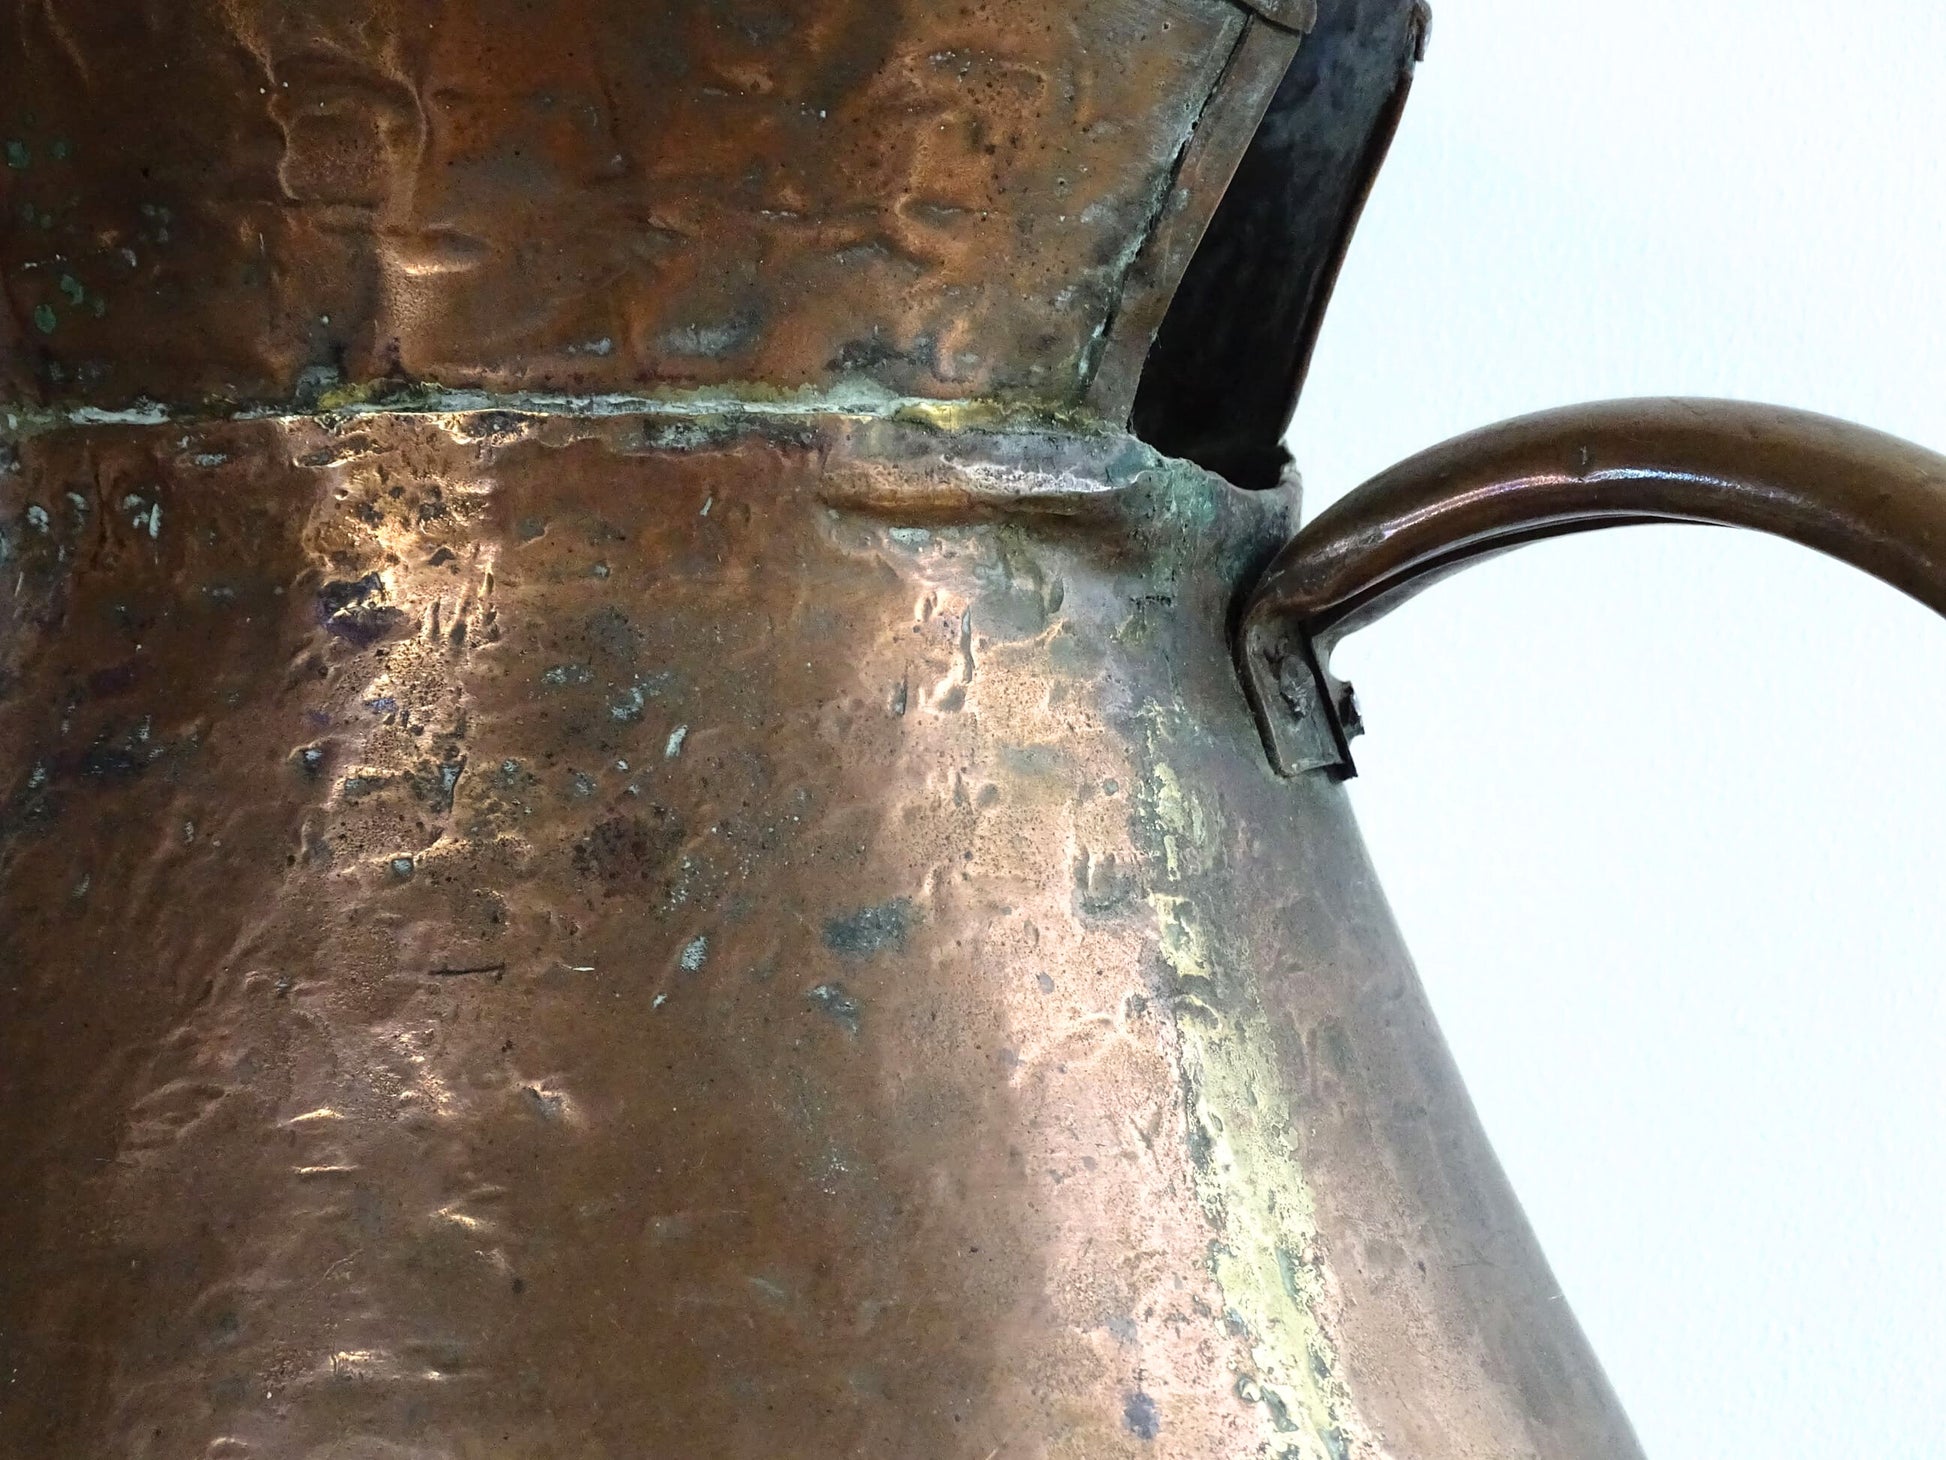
[1287,2,1946,1454]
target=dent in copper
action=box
[0,0,1304,413]
[0,410,1644,1456]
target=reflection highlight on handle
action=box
[1239,397,1946,775]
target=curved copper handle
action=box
[1238,397,1946,776]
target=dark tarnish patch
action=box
[805,982,862,1036]
[316,573,406,647]
[58,720,172,785]
[1074,849,1138,916]
[409,757,466,813]
[821,899,912,958]
[1123,1389,1160,1441]
[522,1086,565,1122]
[453,410,535,446]
[573,809,686,896]
[1275,1244,1306,1305]
[583,605,642,661]
[84,661,141,700]
[1265,1387,1301,1434]
[78,744,145,780]
[1235,1374,1303,1436]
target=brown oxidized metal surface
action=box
[0,0,1305,413]
[0,409,1641,1457]
[0,0,1654,1454]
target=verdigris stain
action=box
[822,899,912,957]
[805,982,862,1035]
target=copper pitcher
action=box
[3,2,1942,1456]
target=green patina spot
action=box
[50,138,70,161]
[4,140,27,169]
[32,303,57,334]
[90,296,105,317]
[58,274,84,306]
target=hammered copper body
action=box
[4,3,1942,1458]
